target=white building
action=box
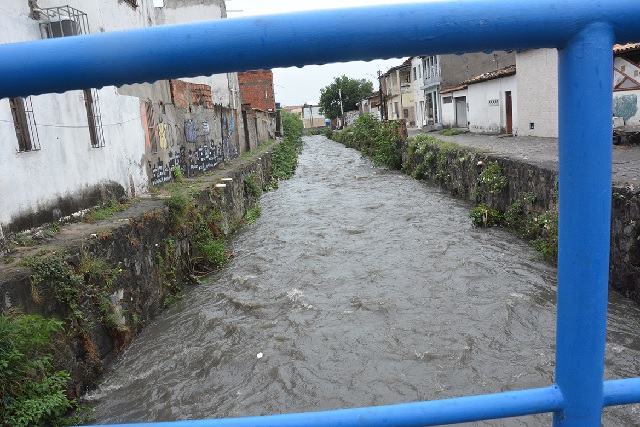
[465,66,517,134]
[614,43,640,126]
[0,0,254,237]
[417,55,442,129]
[516,49,559,137]
[439,66,516,134]
[440,85,469,129]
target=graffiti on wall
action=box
[222,117,238,161]
[148,109,241,186]
[157,122,168,150]
[185,119,197,143]
[189,142,220,173]
[614,94,638,123]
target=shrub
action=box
[469,204,502,227]
[0,314,87,426]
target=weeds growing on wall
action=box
[402,133,558,262]
[480,161,508,195]
[470,192,559,262]
[403,133,461,183]
[331,114,403,169]
[0,314,89,426]
[84,199,129,223]
[244,204,262,224]
[171,166,184,183]
[22,251,123,327]
[266,110,304,189]
[2,249,122,427]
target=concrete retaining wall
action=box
[0,150,273,397]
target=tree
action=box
[318,75,374,121]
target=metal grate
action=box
[9,96,40,152]
[39,5,89,38]
[83,89,105,148]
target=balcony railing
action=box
[1,1,640,426]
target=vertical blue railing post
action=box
[554,23,615,426]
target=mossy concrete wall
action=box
[0,151,272,397]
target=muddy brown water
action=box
[87,136,640,426]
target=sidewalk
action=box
[408,130,640,186]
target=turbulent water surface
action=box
[89,136,640,426]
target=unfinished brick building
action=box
[238,70,276,111]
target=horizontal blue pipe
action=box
[87,386,564,427]
[603,378,640,407]
[2,0,640,99]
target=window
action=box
[83,89,105,148]
[443,96,453,104]
[40,6,89,38]
[403,108,409,119]
[413,67,417,81]
[10,97,40,152]
[145,101,158,152]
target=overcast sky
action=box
[227,0,431,106]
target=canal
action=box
[88,135,640,426]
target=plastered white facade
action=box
[440,88,467,128]
[516,49,559,138]
[613,54,640,125]
[0,89,146,227]
[467,75,517,134]
[0,0,239,233]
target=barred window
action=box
[10,97,40,152]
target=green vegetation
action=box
[0,314,88,426]
[244,204,262,224]
[438,128,466,136]
[84,199,128,223]
[1,250,119,425]
[401,133,558,261]
[307,127,333,138]
[171,166,184,183]
[22,251,123,325]
[244,174,262,200]
[403,133,462,183]
[479,161,508,195]
[472,193,559,262]
[318,75,373,120]
[266,110,304,189]
[469,204,503,227]
[332,114,403,169]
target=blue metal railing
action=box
[2,0,640,425]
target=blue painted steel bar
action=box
[603,378,640,407]
[1,0,640,99]
[553,23,615,426]
[82,386,564,427]
[2,1,640,426]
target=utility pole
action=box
[338,88,344,128]
[377,70,383,121]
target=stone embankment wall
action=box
[610,185,640,302]
[402,139,640,304]
[0,151,272,397]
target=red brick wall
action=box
[169,79,214,110]
[238,70,276,111]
